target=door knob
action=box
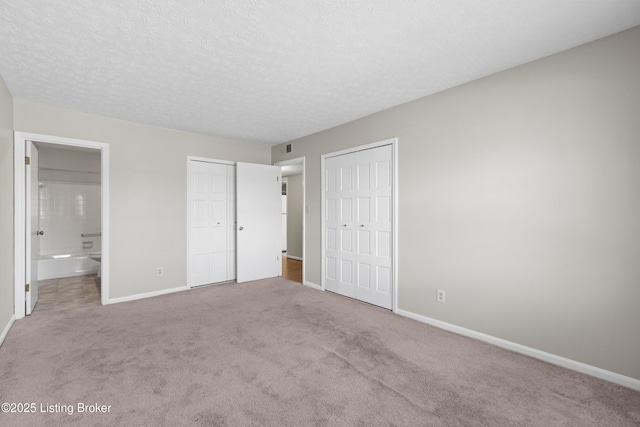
[239,226,244,231]
[36,230,44,236]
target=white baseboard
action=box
[285,255,303,261]
[303,281,322,291]
[0,315,16,348]
[106,286,188,305]
[396,309,640,392]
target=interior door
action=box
[226,165,237,281]
[324,153,356,297]
[236,162,281,283]
[25,142,39,315]
[209,163,229,284]
[354,145,393,309]
[188,160,235,287]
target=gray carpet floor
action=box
[1,277,639,426]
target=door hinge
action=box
[25,156,30,165]
[25,284,30,292]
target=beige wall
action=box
[14,100,271,299]
[286,174,303,259]
[272,27,640,380]
[0,75,14,336]
[38,145,101,183]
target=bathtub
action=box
[38,253,100,280]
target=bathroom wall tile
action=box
[38,182,101,257]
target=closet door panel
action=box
[354,145,393,309]
[336,154,356,297]
[188,160,234,287]
[226,165,236,281]
[324,143,393,308]
[324,155,342,293]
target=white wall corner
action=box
[303,281,322,291]
[396,309,640,392]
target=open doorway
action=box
[32,142,102,313]
[276,157,305,285]
[14,132,109,319]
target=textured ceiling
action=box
[1,1,639,145]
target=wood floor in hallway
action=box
[282,256,302,283]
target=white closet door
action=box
[324,155,340,294]
[236,162,281,283]
[226,165,237,281]
[188,161,233,287]
[354,145,393,309]
[210,163,229,283]
[324,144,393,309]
[324,153,357,297]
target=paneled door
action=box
[353,145,393,308]
[188,160,235,287]
[324,153,357,298]
[324,144,393,309]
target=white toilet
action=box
[89,252,102,277]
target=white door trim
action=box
[14,132,110,318]
[321,137,398,312]
[187,156,235,166]
[274,156,306,286]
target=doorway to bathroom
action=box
[14,132,110,319]
[33,143,102,312]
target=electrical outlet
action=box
[436,289,446,303]
[157,267,163,276]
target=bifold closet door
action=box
[324,153,357,298]
[325,144,393,309]
[353,145,393,309]
[188,161,235,287]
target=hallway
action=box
[282,257,302,283]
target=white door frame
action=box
[274,157,306,286]
[14,132,110,318]
[321,138,398,312]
